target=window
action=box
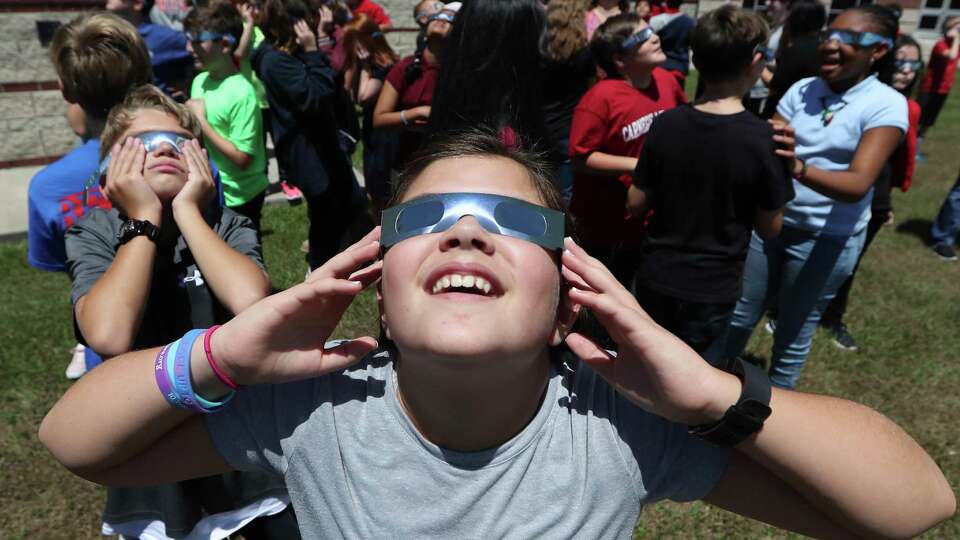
[918,0,960,32]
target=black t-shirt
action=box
[541,48,596,160]
[633,105,794,303]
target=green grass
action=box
[2,90,959,537]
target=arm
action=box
[356,68,384,106]
[626,185,647,216]
[74,139,163,357]
[189,101,255,170]
[773,112,902,203]
[40,228,384,486]
[233,7,255,64]
[573,152,639,177]
[706,390,956,539]
[560,239,956,540]
[753,207,783,240]
[173,140,270,314]
[372,80,430,129]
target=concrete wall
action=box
[0,10,83,167]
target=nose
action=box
[151,140,180,158]
[438,216,496,255]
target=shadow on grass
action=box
[895,218,933,244]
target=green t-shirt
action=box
[191,71,268,207]
[240,24,269,109]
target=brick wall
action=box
[0,9,88,167]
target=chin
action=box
[147,176,187,203]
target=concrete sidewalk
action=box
[0,154,364,243]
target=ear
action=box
[549,280,580,347]
[58,79,78,104]
[613,55,627,77]
[376,280,392,341]
[871,43,890,64]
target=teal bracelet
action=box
[163,330,235,413]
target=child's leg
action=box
[722,231,784,361]
[769,229,866,388]
[930,174,960,247]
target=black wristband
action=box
[689,358,772,447]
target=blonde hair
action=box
[100,85,202,161]
[50,13,153,119]
[544,0,589,62]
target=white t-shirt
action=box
[206,350,731,538]
[777,75,908,236]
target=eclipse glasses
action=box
[621,27,656,51]
[381,192,565,250]
[819,29,893,49]
[83,131,194,192]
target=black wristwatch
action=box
[117,218,160,245]
[689,358,772,447]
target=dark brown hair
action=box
[690,5,769,83]
[589,13,641,80]
[389,127,568,223]
[183,1,245,51]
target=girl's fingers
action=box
[307,240,381,283]
[561,264,595,293]
[564,332,615,367]
[561,248,635,307]
[348,258,382,286]
[344,226,381,253]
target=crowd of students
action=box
[24,0,958,537]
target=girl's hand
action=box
[769,119,801,175]
[211,227,383,385]
[172,139,215,213]
[295,19,318,52]
[561,238,739,426]
[103,137,163,225]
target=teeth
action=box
[430,273,495,296]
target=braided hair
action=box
[404,29,428,85]
[852,4,898,83]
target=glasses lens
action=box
[395,199,445,232]
[493,201,548,237]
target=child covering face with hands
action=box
[45,129,953,538]
[62,84,285,538]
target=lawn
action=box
[2,94,959,538]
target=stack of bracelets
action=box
[154,325,241,414]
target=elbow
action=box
[372,113,388,129]
[82,326,133,359]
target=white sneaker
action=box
[65,343,87,380]
[763,319,777,335]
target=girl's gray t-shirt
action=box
[205,350,730,538]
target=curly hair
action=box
[544,0,589,62]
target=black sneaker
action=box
[824,323,858,351]
[933,243,958,261]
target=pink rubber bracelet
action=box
[203,325,241,389]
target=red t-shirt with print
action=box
[352,0,391,27]
[920,39,959,95]
[568,68,686,249]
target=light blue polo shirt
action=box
[777,75,907,236]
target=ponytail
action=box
[404,29,428,85]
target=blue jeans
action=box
[930,174,960,246]
[723,227,866,389]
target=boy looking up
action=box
[65,84,288,538]
[27,13,153,378]
[627,5,794,365]
[186,3,269,231]
[569,13,686,287]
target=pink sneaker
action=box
[280,181,303,202]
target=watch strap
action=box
[118,218,160,244]
[689,358,772,447]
